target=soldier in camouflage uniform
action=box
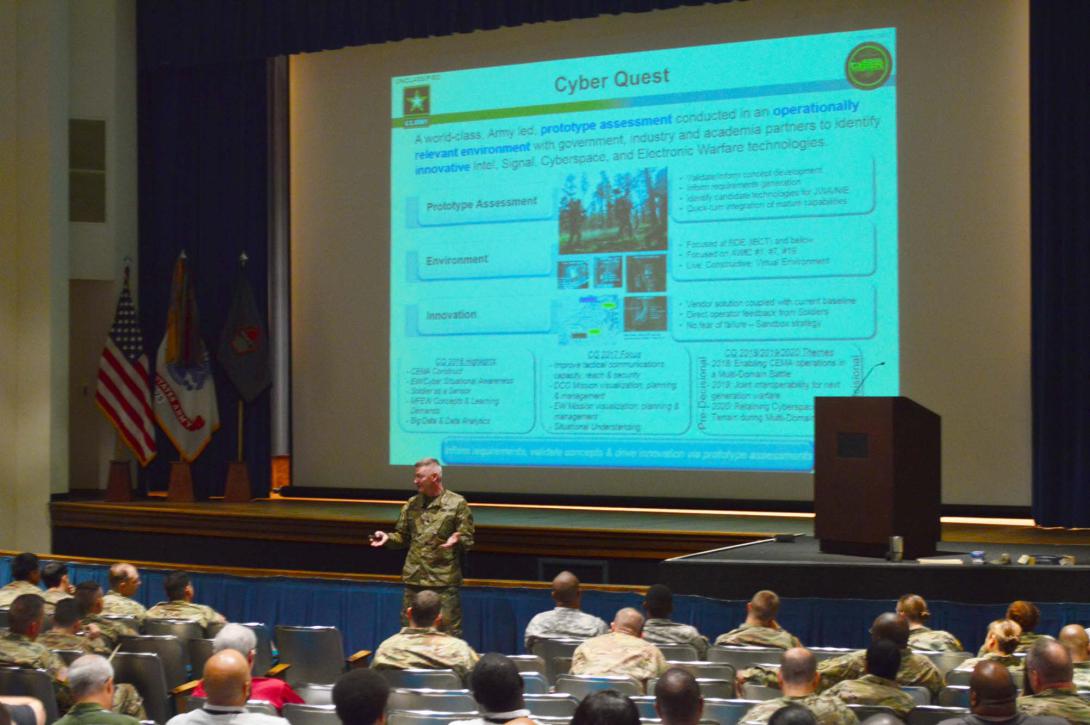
[74,582,138,649]
[641,584,709,659]
[145,571,226,631]
[897,593,964,652]
[36,599,110,656]
[716,590,801,650]
[54,655,141,725]
[101,563,147,625]
[0,594,145,719]
[0,553,49,612]
[1017,639,1090,723]
[41,562,74,608]
[954,619,1024,682]
[816,614,943,696]
[570,608,668,691]
[823,640,916,718]
[978,601,1051,657]
[739,648,858,725]
[942,660,1068,725]
[371,589,479,681]
[524,571,608,650]
[1057,623,1090,689]
[370,458,474,638]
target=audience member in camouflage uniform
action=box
[370,458,475,638]
[371,589,479,681]
[570,608,668,690]
[36,599,110,656]
[524,571,608,650]
[40,563,74,608]
[716,590,802,651]
[1056,624,1090,689]
[935,659,1066,725]
[101,564,147,625]
[641,584,709,659]
[54,655,140,725]
[146,571,226,631]
[823,639,916,718]
[74,582,137,649]
[654,667,704,725]
[0,554,48,611]
[897,593,964,653]
[739,648,859,725]
[979,601,1051,657]
[954,620,1025,683]
[1017,639,1090,723]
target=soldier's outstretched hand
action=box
[370,531,389,547]
[440,531,460,549]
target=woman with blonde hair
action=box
[954,619,1025,680]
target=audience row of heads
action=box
[7,553,197,601]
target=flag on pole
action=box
[217,265,271,402]
[95,268,157,466]
[153,253,220,461]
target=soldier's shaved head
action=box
[1059,624,1090,662]
[612,608,645,636]
[654,667,702,725]
[408,589,442,627]
[552,571,582,606]
[749,590,780,623]
[202,650,251,707]
[1026,638,1074,690]
[968,660,1018,716]
[768,704,817,725]
[779,647,817,687]
[870,612,909,649]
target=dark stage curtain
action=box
[1031,1,1090,526]
[136,59,271,497]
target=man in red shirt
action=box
[192,624,303,711]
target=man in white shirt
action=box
[166,651,287,725]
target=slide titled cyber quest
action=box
[390,29,897,471]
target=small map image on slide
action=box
[558,167,668,255]
[557,294,621,344]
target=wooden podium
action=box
[814,396,941,559]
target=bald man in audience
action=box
[167,651,288,725]
[642,584,709,658]
[371,589,479,681]
[716,590,801,650]
[191,624,303,710]
[739,648,858,724]
[524,571,608,650]
[1017,638,1090,723]
[101,564,147,624]
[935,660,1066,725]
[1056,625,1090,689]
[570,607,668,690]
[654,667,703,725]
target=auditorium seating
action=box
[375,668,463,690]
[0,667,59,724]
[554,673,642,698]
[522,692,579,716]
[901,685,932,706]
[701,698,763,725]
[281,702,339,725]
[646,676,734,699]
[707,645,784,671]
[51,649,81,666]
[917,650,973,675]
[739,683,781,701]
[274,625,369,687]
[387,710,478,725]
[188,638,214,677]
[529,638,583,682]
[906,706,971,725]
[937,685,971,708]
[112,651,175,724]
[655,643,699,660]
[848,703,901,720]
[518,671,549,694]
[944,668,973,686]
[385,688,476,712]
[294,683,334,706]
[101,614,141,632]
[119,634,190,690]
[144,618,204,644]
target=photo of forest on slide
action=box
[558,167,668,255]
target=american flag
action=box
[95,271,157,466]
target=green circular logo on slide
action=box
[845,42,892,90]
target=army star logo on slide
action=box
[404,85,430,115]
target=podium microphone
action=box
[851,361,886,396]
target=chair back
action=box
[554,673,642,698]
[666,661,736,687]
[112,651,173,725]
[905,705,970,725]
[0,667,60,724]
[553,657,573,681]
[120,634,190,688]
[189,638,214,678]
[375,668,464,690]
[692,678,735,699]
[520,672,548,694]
[102,614,142,633]
[809,647,856,662]
[702,698,760,725]
[387,688,476,713]
[631,696,658,719]
[295,683,335,706]
[916,650,973,676]
[656,643,699,660]
[739,683,781,701]
[50,648,83,665]
[282,703,341,725]
[506,654,546,674]
[238,622,275,674]
[144,619,203,643]
[274,625,346,686]
[944,667,972,686]
[530,718,573,725]
[529,638,583,683]
[523,693,579,717]
[205,621,226,639]
[901,685,932,706]
[387,711,479,725]
[707,646,784,671]
[937,685,971,708]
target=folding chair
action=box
[112,651,176,725]
[707,646,784,671]
[906,705,971,725]
[937,685,971,708]
[655,643,698,660]
[523,693,579,717]
[739,683,781,701]
[0,667,60,724]
[554,673,642,698]
[901,685,932,706]
[387,711,479,725]
[529,638,583,683]
[119,634,190,689]
[386,688,476,713]
[275,625,369,687]
[374,669,464,690]
[702,698,761,725]
[282,703,340,725]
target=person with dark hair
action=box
[740,648,858,724]
[571,690,640,725]
[146,571,226,630]
[824,640,916,718]
[0,554,44,609]
[981,602,1049,656]
[953,620,1024,682]
[36,599,110,655]
[332,669,389,725]
[101,564,146,624]
[40,563,73,607]
[450,654,530,725]
[53,655,140,725]
[1016,638,1090,722]
[642,584,709,658]
[524,571,608,650]
[654,667,703,725]
[571,608,668,690]
[370,457,475,638]
[371,589,479,680]
[768,704,818,725]
[897,594,963,652]
[75,582,136,649]
[1056,624,1090,689]
[716,590,801,650]
[934,660,1066,725]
